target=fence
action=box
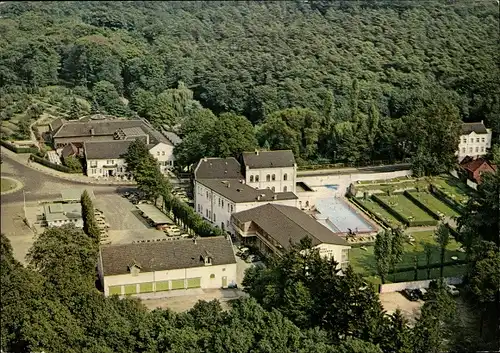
[297,159,410,171]
[378,276,464,293]
[0,140,38,154]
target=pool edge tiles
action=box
[315,197,375,233]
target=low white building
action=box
[84,140,174,179]
[242,150,297,193]
[98,237,237,297]
[193,157,298,233]
[43,203,83,228]
[231,203,351,270]
[457,121,492,161]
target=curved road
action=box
[1,153,135,204]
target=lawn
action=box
[407,191,461,217]
[376,194,435,222]
[1,177,17,193]
[356,198,403,228]
[350,230,466,281]
[356,178,429,192]
[431,175,474,205]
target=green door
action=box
[109,285,122,296]
[139,282,153,293]
[124,284,137,295]
[222,276,227,288]
[186,277,201,288]
[155,281,169,292]
[171,279,185,290]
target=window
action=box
[476,138,480,143]
[157,151,160,156]
[213,213,216,222]
[481,147,484,152]
[475,147,479,153]
[226,220,229,228]
[461,148,465,153]
[107,160,113,165]
[206,191,209,198]
[197,204,200,212]
[255,175,259,182]
[218,198,220,207]
[230,205,234,213]
[470,138,473,143]
[266,175,270,182]
[469,147,473,153]
[90,161,97,168]
[162,151,165,156]
[250,175,254,182]
[221,200,224,208]
[481,137,485,143]
[271,186,275,192]
[283,173,287,181]
[462,138,467,144]
[210,274,215,279]
[272,174,276,181]
[283,186,287,192]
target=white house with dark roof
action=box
[231,203,350,269]
[457,121,492,161]
[43,202,83,228]
[193,156,298,233]
[241,150,297,193]
[98,236,237,298]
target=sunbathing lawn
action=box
[355,198,402,227]
[431,175,474,205]
[407,191,460,217]
[350,230,466,282]
[376,194,435,222]
[1,177,17,193]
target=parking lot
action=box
[379,292,423,325]
[94,194,151,231]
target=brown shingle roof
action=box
[232,204,349,248]
[242,150,296,169]
[100,236,236,276]
[194,157,243,179]
[197,179,298,203]
[84,140,133,159]
[460,158,496,173]
[61,143,78,158]
[462,122,488,135]
[53,120,145,138]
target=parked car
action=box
[415,288,427,300]
[236,247,249,257]
[401,288,419,301]
[241,252,250,261]
[446,284,460,296]
[245,254,256,263]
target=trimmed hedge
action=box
[404,191,441,220]
[428,184,465,214]
[0,140,38,154]
[390,258,468,274]
[349,197,393,229]
[372,194,410,226]
[29,154,76,173]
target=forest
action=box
[0,1,499,174]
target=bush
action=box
[30,154,76,173]
[0,140,38,154]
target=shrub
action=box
[0,140,38,154]
[30,154,76,173]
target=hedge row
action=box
[404,191,441,220]
[428,184,465,214]
[371,194,410,226]
[390,258,468,274]
[349,197,393,229]
[29,154,76,174]
[0,140,38,154]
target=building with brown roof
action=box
[231,203,350,269]
[457,121,492,161]
[459,156,497,184]
[98,236,237,297]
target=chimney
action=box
[203,157,208,162]
[90,128,95,135]
[257,195,261,201]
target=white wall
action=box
[86,158,129,179]
[315,243,350,269]
[149,142,175,174]
[379,276,463,293]
[245,165,297,193]
[102,263,237,297]
[47,218,83,228]
[457,130,492,159]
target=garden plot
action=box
[431,176,473,205]
[355,198,402,228]
[376,194,435,223]
[407,191,460,217]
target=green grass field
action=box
[350,230,466,283]
[356,198,403,227]
[0,178,17,193]
[431,175,474,205]
[407,191,461,217]
[376,194,435,222]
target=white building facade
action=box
[457,121,492,161]
[149,142,175,174]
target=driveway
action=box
[379,292,423,325]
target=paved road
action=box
[1,153,134,204]
[297,163,411,177]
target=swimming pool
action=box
[316,197,375,233]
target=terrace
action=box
[376,194,435,223]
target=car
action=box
[415,288,427,300]
[252,255,261,263]
[241,252,250,261]
[446,284,460,296]
[122,192,131,198]
[245,254,256,263]
[236,247,250,257]
[401,288,419,301]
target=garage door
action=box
[109,286,122,296]
[186,277,201,288]
[171,279,185,290]
[124,284,137,295]
[156,281,169,292]
[139,282,153,293]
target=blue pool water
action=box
[325,184,339,190]
[316,197,374,233]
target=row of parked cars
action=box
[401,284,460,301]
[235,246,261,263]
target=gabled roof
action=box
[461,121,488,135]
[194,157,243,180]
[242,150,296,169]
[53,119,145,138]
[49,118,66,133]
[232,204,349,249]
[44,203,82,222]
[461,157,496,173]
[100,236,236,276]
[197,179,298,204]
[163,131,182,146]
[61,143,78,159]
[84,140,133,160]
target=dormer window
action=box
[128,262,141,276]
[201,254,213,266]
